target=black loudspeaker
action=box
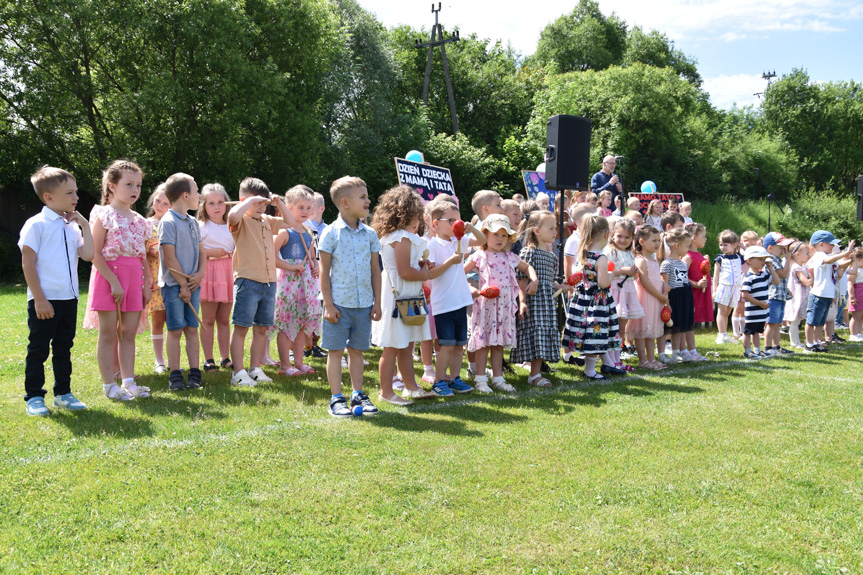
[545,115,591,191]
[857,175,863,221]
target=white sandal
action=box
[528,374,553,387]
[121,382,151,398]
[104,383,134,401]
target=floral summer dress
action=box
[270,228,321,341]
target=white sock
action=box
[731,317,741,336]
[563,352,572,360]
[584,357,597,377]
[468,362,476,372]
[600,352,614,367]
[789,320,801,346]
[122,377,136,391]
[151,334,164,365]
[423,364,435,375]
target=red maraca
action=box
[452,220,466,254]
[423,285,431,303]
[552,272,584,298]
[700,260,711,292]
[607,261,615,272]
[661,305,673,327]
[479,286,500,299]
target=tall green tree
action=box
[0,0,342,199]
[623,26,701,87]
[763,69,863,193]
[531,0,627,73]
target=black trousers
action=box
[25,299,78,401]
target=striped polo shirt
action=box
[742,268,771,323]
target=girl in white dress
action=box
[370,186,462,405]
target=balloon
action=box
[536,162,546,174]
[640,180,656,194]
[406,150,424,163]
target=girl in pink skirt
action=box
[197,183,235,371]
[270,185,322,376]
[604,218,643,371]
[87,160,152,401]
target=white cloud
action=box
[702,73,768,109]
[600,0,857,40]
[358,0,860,57]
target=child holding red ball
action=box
[464,214,537,393]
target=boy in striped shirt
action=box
[741,246,780,359]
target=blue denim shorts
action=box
[162,284,201,331]
[806,294,832,327]
[767,299,786,324]
[232,278,276,328]
[321,304,372,352]
[433,307,468,346]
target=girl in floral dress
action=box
[144,183,170,373]
[465,214,537,394]
[561,214,626,381]
[270,186,322,376]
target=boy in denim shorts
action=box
[159,173,205,390]
[805,230,856,352]
[227,177,296,386]
[319,176,382,417]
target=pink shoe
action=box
[421,374,436,384]
[297,364,316,375]
[278,366,302,376]
[616,362,635,373]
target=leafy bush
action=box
[422,132,500,209]
[777,189,863,243]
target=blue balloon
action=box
[406,150,424,163]
[640,180,656,194]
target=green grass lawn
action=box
[1,283,862,574]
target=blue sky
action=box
[357,0,863,110]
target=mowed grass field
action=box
[1,283,862,574]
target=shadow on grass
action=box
[364,410,484,437]
[51,408,156,438]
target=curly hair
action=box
[371,185,425,239]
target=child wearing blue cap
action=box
[805,231,855,352]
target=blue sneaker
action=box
[448,377,474,394]
[432,380,454,397]
[53,393,87,410]
[26,397,50,417]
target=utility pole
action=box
[754,69,777,99]
[414,3,460,134]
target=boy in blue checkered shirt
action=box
[762,232,794,355]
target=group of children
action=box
[20,162,863,418]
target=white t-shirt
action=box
[809,251,837,298]
[427,236,473,315]
[563,231,581,257]
[199,220,235,252]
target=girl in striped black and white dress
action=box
[561,214,626,381]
